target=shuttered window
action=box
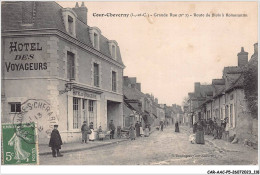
[112,71,116,92]
[67,52,75,79]
[94,63,99,87]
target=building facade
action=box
[2,2,125,144]
[191,44,258,145]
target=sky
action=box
[57,1,258,106]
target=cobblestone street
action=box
[39,126,257,165]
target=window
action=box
[111,45,116,59]
[68,15,74,35]
[94,33,99,49]
[112,71,117,92]
[73,98,80,129]
[10,103,21,113]
[225,105,229,121]
[108,41,117,60]
[89,27,101,50]
[94,63,99,87]
[88,100,96,128]
[230,104,233,127]
[67,52,75,79]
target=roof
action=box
[197,85,213,98]
[2,1,124,66]
[223,66,243,74]
[225,74,244,93]
[123,86,145,100]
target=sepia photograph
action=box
[1,0,259,174]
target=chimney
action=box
[129,77,137,84]
[254,43,258,54]
[123,76,130,87]
[237,47,248,67]
[194,82,200,94]
[136,83,141,91]
[155,98,158,104]
[73,2,88,24]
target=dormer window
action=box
[89,27,101,51]
[62,8,77,37]
[108,40,118,60]
[68,15,74,35]
[112,45,116,58]
[94,33,99,49]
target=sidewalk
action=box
[179,125,257,153]
[39,138,128,155]
[39,127,157,156]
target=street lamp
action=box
[59,78,75,95]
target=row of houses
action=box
[1,1,184,144]
[183,43,258,145]
[122,76,184,129]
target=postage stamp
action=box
[1,123,39,165]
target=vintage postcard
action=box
[1,0,258,174]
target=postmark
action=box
[1,123,39,165]
[13,99,59,142]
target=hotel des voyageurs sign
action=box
[5,41,48,72]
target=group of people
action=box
[192,117,228,144]
[129,121,150,140]
[81,121,97,143]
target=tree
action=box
[243,56,258,118]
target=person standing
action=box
[195,120,205,144]
[139,121,144,136]
[109,120,116,139]
[193,122,197,134]
[175,121,180,132]
[89,122,95,141]
[81,121,89,144]
[135,121,140,137]
[160,121,164,131]
[49,125,63,157]
[144,125,150,137]
[129,124,136,140]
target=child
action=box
[49,125,63,157]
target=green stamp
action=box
[2,123,39,165]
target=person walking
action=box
[175,121,180,132]
[129,123,136,140]
[49,125,63,157]
[135,121,140,137]
[109,120,116,139]
[81,121,89,144]
[195,120,205,144]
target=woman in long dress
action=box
[195,121,205,144]
[144,125,149,137]
[175,122,180,132]
[129,124,136,140]
[89,122,95,141]
[8,125,31,163]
